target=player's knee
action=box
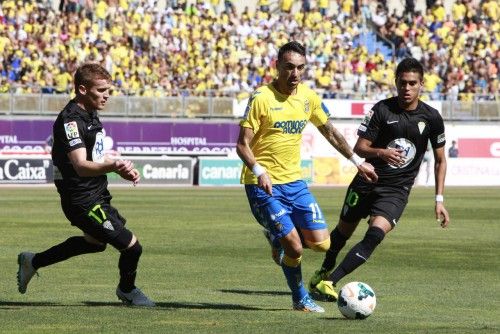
[122,240,142,258]
[110,228,134,251]
[305,238,331,252]
[282,254,302,268]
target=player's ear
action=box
[77,84,87,96]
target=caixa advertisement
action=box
[0,156,194,185]
[0,157,53,183]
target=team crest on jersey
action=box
[304,99,310,113]
[64,121,79,139]
[418,121,426,134]
[102,220,114,231]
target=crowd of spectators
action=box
[373,0,498,101]
[0,0,497,101]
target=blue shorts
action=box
[245,180,328,241]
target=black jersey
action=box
[52,100,108,204]
[356,97,445,188]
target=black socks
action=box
[118,241,142,293]
[31,236,106,269]
[321,227,349,272]
[330,226,385,284]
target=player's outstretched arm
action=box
[318,121,378,182]
[236,126,273,195]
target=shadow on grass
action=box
[84,301,286,311]
[319,316,351,321]
[219,289,289,296]
[0,300,287,311]
[0,301,63,309]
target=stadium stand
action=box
[0,0,497,104]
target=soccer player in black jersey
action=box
[309,58,450,301]
[17,63,155,307]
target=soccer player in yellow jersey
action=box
[236,42,377,313]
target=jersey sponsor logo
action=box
[304,99,310,113]
[418,121,426,134]
[358,124,367,132]
[64,121,79,139]
[437,133,445,144]
[387,138,417,169]
[92,132,105,163]
[273,119,307,134]
[387,120,398,124]
[69,138,82,147]
[270,107,283,111]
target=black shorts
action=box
[340,177,410,227]
[61,198,133,249]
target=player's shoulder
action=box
[59,100,82,118]
[369,97,397,118]
[245,85,272,107]
[56,101,87,128]
[251,84,273,99]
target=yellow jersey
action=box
[240,83,330,185]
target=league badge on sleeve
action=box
[64,121,80,139]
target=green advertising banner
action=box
[198,158,312,186]
[198,158,243,186]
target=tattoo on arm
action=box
[318,121,353,159]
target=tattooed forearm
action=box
[317,121,354,159]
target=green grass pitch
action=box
[1,186,499,333]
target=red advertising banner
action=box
[351,102,375,116]
[457,139,500,158]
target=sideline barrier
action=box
[107,157,195,185]
[0,156,195,185]
[198,158,313,186]
[1,155,500,186]
[0,155,52,184]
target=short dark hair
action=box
[277,41,306,62]
[395,57,424,80]
[74,63,111,90]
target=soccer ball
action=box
[337,281,376,319]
